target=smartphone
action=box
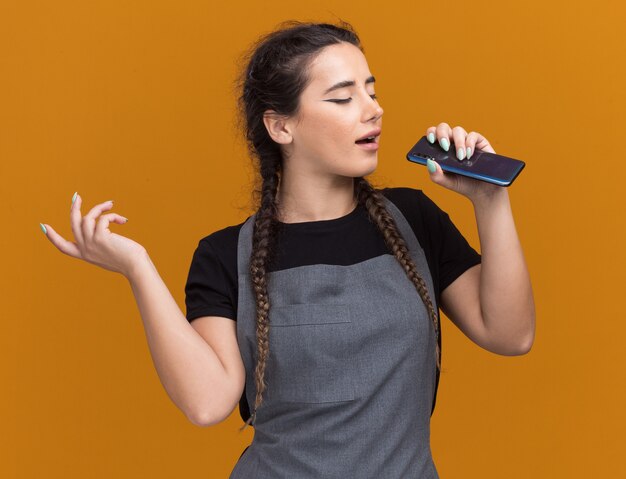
[406,135,525,187]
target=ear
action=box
[263,110,293,145]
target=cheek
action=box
[303,109,351,139]
[307,119,354,158]
[317,119,353,149]
[297,108,356,159]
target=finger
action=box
[451,125,468,161]
[94,213,128,241]
[40,223,82,258]
[435,122,453,152]
[425,126,437,144]
[427,159,464,193]
[82,199,114,244]
[469,131,495,155]
[426,158,454,189]
[465,132,477,159]
[70,192,85,248]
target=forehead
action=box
[306,42,371,89]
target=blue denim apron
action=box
[231,196,439,478]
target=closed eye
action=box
[328,94,378,104]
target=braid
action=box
[354,177,442,373]
[239,174,442,433]
[239,160,281,432]
[233,20,391,431]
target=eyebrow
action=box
[323,75,376,95]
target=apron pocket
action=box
[266,302,356,404]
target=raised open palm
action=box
[40,192,147,277]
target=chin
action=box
[338,165,377,179]
[356,157,378,177]
[332,154,378,179]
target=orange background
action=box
[3,0,625,477]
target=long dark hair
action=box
[234,20,440,431]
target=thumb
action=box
[426,158,448,186]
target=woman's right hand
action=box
[41,192,148,278]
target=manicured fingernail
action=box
[457,147,465,161]
[71,192,77,205]
[440,137,449,151]
[426,158,437,173]
[466,147,472,159]
[427,132,435,143]
[39,223,47,235]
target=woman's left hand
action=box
[425,122,505,202]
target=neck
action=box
[276,175,357,224]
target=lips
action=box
[355,128,381,143]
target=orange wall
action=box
[3,0,625,477]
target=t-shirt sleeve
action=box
[417,190,482,295]
[184,238,237,322]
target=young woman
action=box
[41,20,535,479]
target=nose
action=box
[364,95,383,122]
[371,103,383,121]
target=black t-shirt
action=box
[184,186,482,423]
[185,186,481,323]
